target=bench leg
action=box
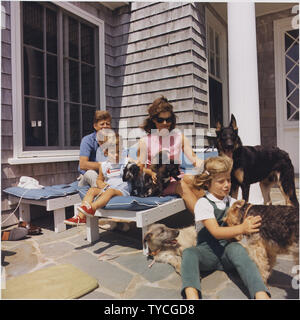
[142,226,149,256]
[53,208,67,233]
[86,216,100,243]
[19,203,31,222]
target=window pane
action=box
[23,2,43,49]
[82,105,96,137]
[46,8,57,54]
[288,64,299,85]
[65,103,80,146]
[209,77,223,128]
[23,47,44,97]
[81,64,95,105]
[216,56,221,78]
[25,98,45,146]
[287,102,299,120]
[209,27,214,51]
[48,101,59,146]
[215,33,220,55]
[209,51,215,75]
[47,54,58,99]
[286,41,299,62]
[288,88,299,108]
[286,78,296,98]
[81,23,95,64]
[66,60,80,102]
[68,17,79,59]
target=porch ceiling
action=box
[101,2,129,10]
[211,2,297,21]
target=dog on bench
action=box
[143,223,197,274]
[216,114,299,207]
[123,151,181,197]
[224,199,299,283]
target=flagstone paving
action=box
[1,185,299,300]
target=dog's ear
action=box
[215,121,222,135]
[235,199,245,208]
[230,114,238,131]
[143,232,152,243]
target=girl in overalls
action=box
[181,156,270,300]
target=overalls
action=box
[181,196,269,299]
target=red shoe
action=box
[78,202,96,217]
[64,215,86,226]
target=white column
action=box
[227,2,263,204]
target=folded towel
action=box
[18,176,44,189]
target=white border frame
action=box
[274,16,299,149]
[205,7,229,128]
[9,1,106,164]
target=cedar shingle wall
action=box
[1,2,209,225]
[105,2,209,145]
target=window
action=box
[22,2,99,150]
[207,25,223,128]
[206,9,228,130]
[284,29,299,121]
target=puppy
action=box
[143,223,197,274]
[122,161,156,197]
[122,161,145,197]
[216,114,299,207]
[224,199,299,283]
[123,151,181,197]
[149,151,181,196]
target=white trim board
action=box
[274,16,299,173]
[9,2,106,164]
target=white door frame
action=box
[205,7,229,127]
[274,17,299,173]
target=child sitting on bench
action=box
[75,133,132,230]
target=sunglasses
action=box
[154,116,173,123]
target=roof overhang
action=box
[101,2,129,10]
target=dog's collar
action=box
[149,248,161,256]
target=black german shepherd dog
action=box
[216,114,299,207]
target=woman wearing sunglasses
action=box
[137,96,204,213]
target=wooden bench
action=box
[80,198,187,254]
[8,193,82,233]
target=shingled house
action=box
[1,2,299,226]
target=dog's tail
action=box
[275,150,299,208]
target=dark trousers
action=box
[181,241,269,299]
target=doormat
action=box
[2,264,99,299]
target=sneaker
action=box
[64,215,86,226]
[78,202,95,217]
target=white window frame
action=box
[205,8,229,129]
[9,1,106,164]
[274,17,299,133]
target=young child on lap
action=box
[76,133,131,230]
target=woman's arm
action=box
[182,135,203,168]
[202,216,262,240]
[137,138,157,182]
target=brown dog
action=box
[224,200,299,283]
[143,223,197,274]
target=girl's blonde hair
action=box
[193,156,233,190]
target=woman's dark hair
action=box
[141,96,176,134]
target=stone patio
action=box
[1,184,299,300]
